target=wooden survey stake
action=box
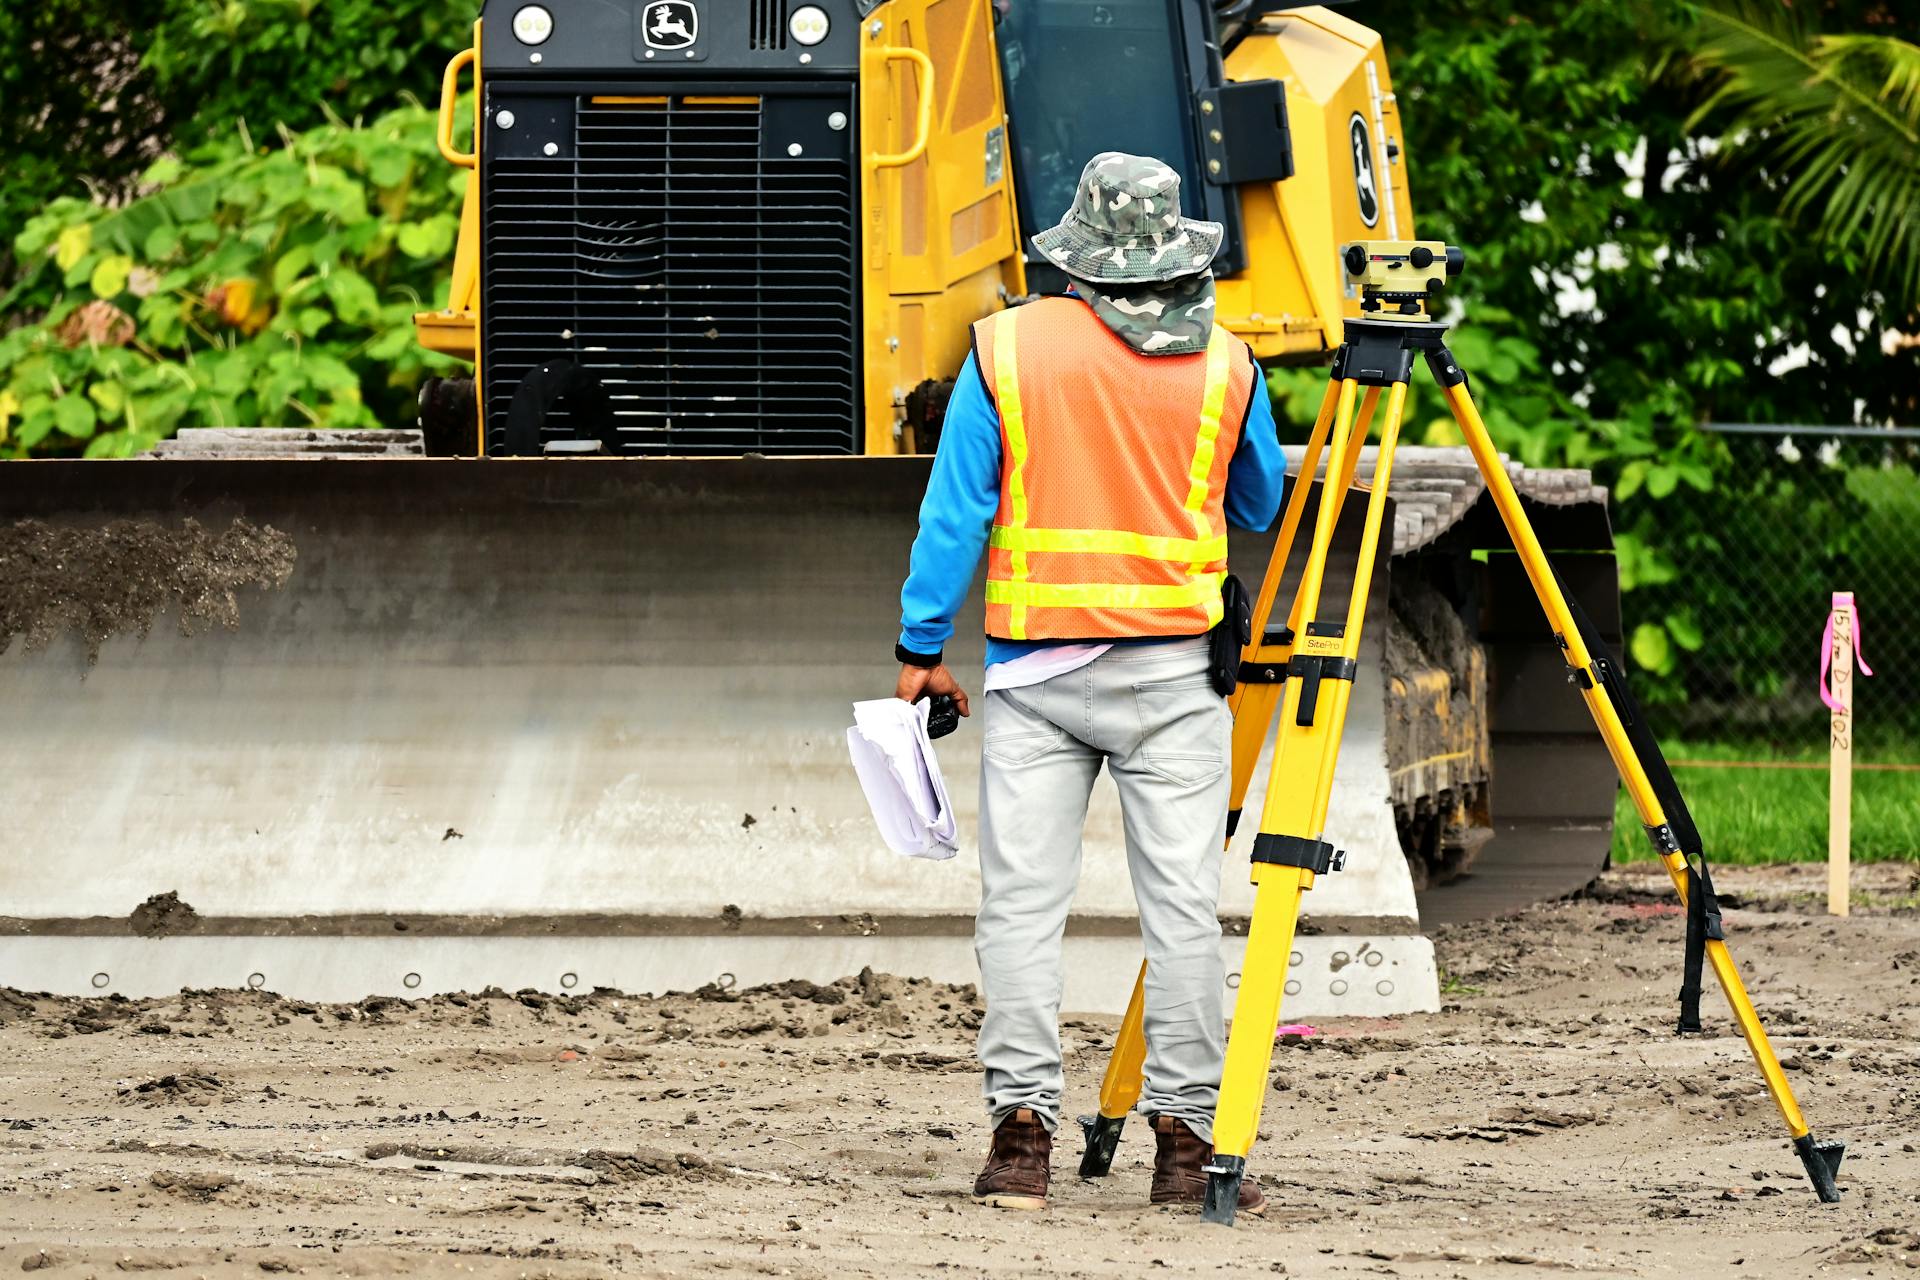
[1827,598,1853,916]
[1821,592,1870,917]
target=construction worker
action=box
[892,153,1285,1213]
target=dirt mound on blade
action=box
[129,891,200,938]
[0,516,295,664]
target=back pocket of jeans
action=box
[984,727,1066,766]
[1133,674,1226,786]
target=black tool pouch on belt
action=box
[1209,575,1253,697]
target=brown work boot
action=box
[973,1108,1052,1209]
[1149,1115,1266,1215]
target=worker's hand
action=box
[895,663,970,718]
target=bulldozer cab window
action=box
[996,0,1210,275]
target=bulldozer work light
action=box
[788,5,830,46]
[511,4,553,43]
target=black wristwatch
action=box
[896,644,942,668]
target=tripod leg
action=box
[1206,382,1410,1225]
[1078,959,1148,1176]
[1231,377,1343,704]
[1202,862,1308,1222]
[1438,373,1842,1203]
[1226,378,1383,822]
[1078,381,1380,1175]
[1228,384,1381,832]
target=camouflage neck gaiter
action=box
[1067,271,1217,357]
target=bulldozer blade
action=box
[0,457,975,916]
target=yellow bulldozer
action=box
[411,0,1413,454]
[2,1,1620,1007]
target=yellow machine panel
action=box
[858,0,1026,455]
[1219,7,1415,363]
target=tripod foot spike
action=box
[1077,1113,1126,1178]
[1201,1155,1245,1225]
[1794,1133,1845,1203]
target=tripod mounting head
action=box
[1341,240,1465,323]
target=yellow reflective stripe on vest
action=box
[985,572,1228,612]
[991,308,1032,639]
[1183,327,1234,628]
[989,525,1229,564]
[1183,328,1232,548]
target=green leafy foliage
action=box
[0,0,470,255]
[1,105,465,456]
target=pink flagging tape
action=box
[1820,591,1874,714]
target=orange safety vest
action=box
[972,297,1258,642]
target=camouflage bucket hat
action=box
[1032,152,1224,285]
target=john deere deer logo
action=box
[1348,113,1380,228]
[642,0,698,50]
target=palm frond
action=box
[1677,1,1920,306]
[1820,34,1920,122]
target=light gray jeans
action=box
[975,636,1229,1142]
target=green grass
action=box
[1436,970,1485,998]
[1610,738,1920,864]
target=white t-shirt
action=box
[982,643,1112,693]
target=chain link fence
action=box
[1623,427,1920,762]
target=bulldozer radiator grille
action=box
[481,91,860,455]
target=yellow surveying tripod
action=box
[1076,241,1845,1225]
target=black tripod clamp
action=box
[1250,832,1345,876]
[1326,317,1467,390]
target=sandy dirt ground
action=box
[2,862,1917,1279]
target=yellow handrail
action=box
[437,47,478,169]
[871,47,934,169]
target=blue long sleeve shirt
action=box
[898,341,1288,667]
